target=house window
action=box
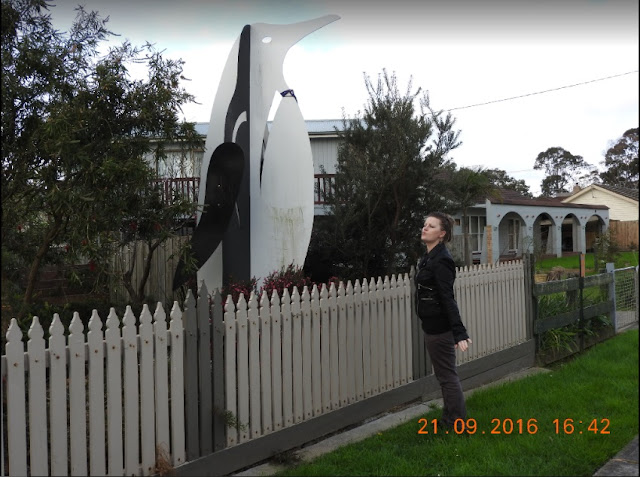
[507,218,521,251]
[467,216,486,252]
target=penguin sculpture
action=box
[173,15,340,292]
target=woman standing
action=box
[415,211,472,430]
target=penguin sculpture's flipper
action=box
[172,142,244,290]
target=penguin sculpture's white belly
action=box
[255,95,315,279]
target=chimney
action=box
[572,183,581,193]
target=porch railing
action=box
[153,175,337,207]
[314,174,335,205]
[152,177,200,205]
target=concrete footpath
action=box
[593,435,639,476]
[233,366,639,476]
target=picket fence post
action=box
[88,310,106,476]
[49,315,68,476]
[270,291,284,432]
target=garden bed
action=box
[536,326,616,366]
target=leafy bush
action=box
[593,229,621,271]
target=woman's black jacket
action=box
[414,242,469,343]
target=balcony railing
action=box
[154,174,337,206]
[314,174,335,205]
[152,177,200,205]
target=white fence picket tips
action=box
[169,302,186,467]
[403,273,414,382]
[223,294,238,448]
[344,281,356,405]
[27,318,47,477]
[49,315,68,476]
[153,303,170,460]
[247,293,261,440]
[353,280,364,402]
[368,278,380,396]
[280,288,294,428]
[270,291,284,432]
[88,310,106,477]
[290,287,304,424]
[106,308,124,476]
[236,294,250,444]
[5,319,27,476]
[2,303,187,477]
[139,305,156,475]
[122,307,140,476]
[69,314,87,476]
[361,279,372,399]
[327,283,340,410]
[390,275,401,389]
[300,287,312,420]
[310,285,322,416]
[354,280,362,399]
[259,292,273,435]
[336,283,348,407]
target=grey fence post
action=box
[606,263,617,333]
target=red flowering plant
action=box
[216,266,341,309]
[259,263,313,299]
[220,276,258,306]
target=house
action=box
[151,121,613,265]
[456,189,609,265]
[561,183,638,250]
[562,183,638,221]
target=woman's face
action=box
[421,216,446,245]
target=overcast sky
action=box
[50,0,639,196]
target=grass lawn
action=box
[536,251,639,274]
[276,329,639,476]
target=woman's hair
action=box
[426,211,455,243]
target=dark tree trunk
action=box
[23,217,63,304]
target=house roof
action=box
[193,119,345,137]
[489,188,608,209]
[565,183,638,203]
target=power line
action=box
[445,70,639,112]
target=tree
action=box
[319,70,460,281]
[533,147,595,197]
[599,127,638,188]
[1,0,201,305]
[484,168,532,197]
[446,166,500,266]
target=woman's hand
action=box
[455,338,472,352]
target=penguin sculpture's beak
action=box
[251,14,340,94]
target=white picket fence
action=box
[1,261,529,476]
[221,275,414,447]
[2,304,186,477]
[454,260,527,364]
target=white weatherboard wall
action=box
[563,185,638,221]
